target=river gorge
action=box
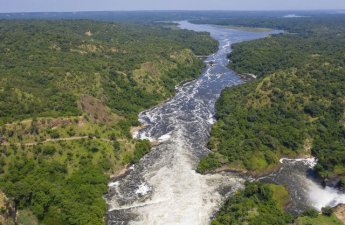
[106,21,345,225]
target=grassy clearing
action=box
[16,210,39,225]
[296,214,343,225]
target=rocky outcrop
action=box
[334,204,345,224]
[323,176,344,190]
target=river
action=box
[106,21,345,225]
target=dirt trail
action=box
[1,136,114,146]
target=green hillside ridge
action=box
[211,182,293,225]
[0,20,218,224]
[211,182,343,225]
[198,16,345,188]
[0,20,217,124]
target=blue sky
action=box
[1,0,345,13]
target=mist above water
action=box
[263,158,345,213]
[105,21,344,225]
[106,21,276,225]
[307,180,345,210]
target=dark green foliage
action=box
[29,118,39,135]
[113,141,121,151]
[321,206,334,217]
[0,19,218,224]
[211,182,293,225]
[302,208,320,218]
[67,128,76,137]
[0,158,107,225]
[204,16,345,180]
[0,20,217,124]
[42,146,56,156]
[197,153,221,174]
[192,15,345,35]
[48,130,60,139]
[109,133,117,141]
[206,81,306,172]
[227,20,345,78]
[0,157,5,174]
[132,140,151,164]
[89,143,99,153]
[340,177,345,189]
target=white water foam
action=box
[108,181,119,187]
[129,164,135,171]
[135,183,151,196]
[279,157,345,211]
[207,114,216,124]
[106,21,282,225]
[138,132,156,142]
[279,157,318,168]
[307,180,345,210]
[131,130,243,225]
[158,132,172,142]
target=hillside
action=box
[0,20,217,224]
[211,182,343,225]
[199,16,345,189]
[0,20,217,124]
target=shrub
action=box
[197,153,221,174]
[302,208,319,218]
[49,130,60,139]
[42,146,56,156]
[321,206,334,216]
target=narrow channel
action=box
[106,21,344,225]
[106,21,276,225]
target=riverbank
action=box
[204,15,345,221]
[106,21,278,225]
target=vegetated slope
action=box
[0,20,217,124]
[211,182,293,225]
[199,16,345,188]
[211,182,343,225]
[0,20,218,224]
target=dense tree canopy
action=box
[0,20,217,125]
[0,19,217,224]
[212,182,343,225]
[212,182,293,225]
[200,16,345,188]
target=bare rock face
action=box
[334,204,345,224]
[323,176,342,188]
[0,191,16,225]
[84,30,93,37]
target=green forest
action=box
[0,20,217,124]
[211,182,343,225]
[0,20,217,224]
[199,16,345,189]
[212,182,293,225]
[1,13,345,225]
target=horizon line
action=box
[1,9,345,14]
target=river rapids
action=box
[106,21,345,225]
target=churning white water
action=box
[131,130,243,225]
[105,21,345,225]
[264,158,345,213]
[307,180,345,210]
[106,22,278,225]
